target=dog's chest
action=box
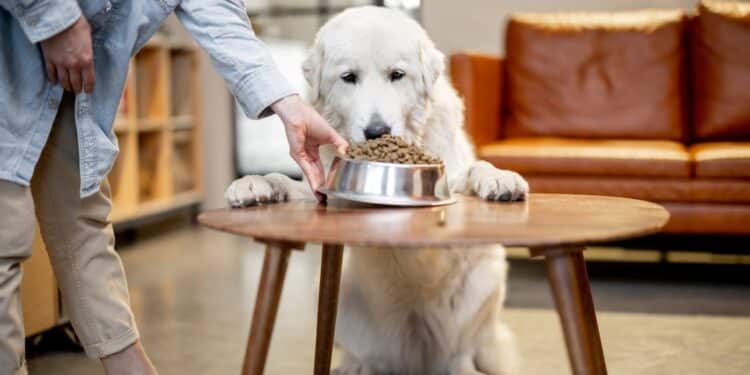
[370,254,488,371]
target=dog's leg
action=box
[453,161,528,202]
[473,321,520,375]
[225,172,314,207]
[449,354,484,375]
[332,351,376,375]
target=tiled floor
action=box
[27,226,750,374]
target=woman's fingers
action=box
[295,155,325,201]
[45,62,57,84]
[68,68,82,93]
[57,66,71,92]
[328,128,349,155]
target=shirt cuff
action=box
[234,65,299,120]
[13,0,82,44]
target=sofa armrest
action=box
[449,52,503,147]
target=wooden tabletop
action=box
[198,194,669,248]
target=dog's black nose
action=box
[364,119,391,140]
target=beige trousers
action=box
[0,94,138,375]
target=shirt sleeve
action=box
[175,0,298,119]
[0,0,82,44]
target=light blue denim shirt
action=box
[0,0,296,197]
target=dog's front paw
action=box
[224,175,288,208]
[476,171,528,201]
[470,162,529,202]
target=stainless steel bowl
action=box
[318,155,456,206]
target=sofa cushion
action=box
[505,10,687,141]
[525,176,750,204]
[691,142,750,178]
[479,138,691,177]
[691,1,750,141]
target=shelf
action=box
[138,118,167,132]
[169,40,198,51]
[113,118,130,133]
[171,115,193,130]
[143,34,169,49]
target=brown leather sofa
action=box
[450,1,750,235]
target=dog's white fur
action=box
[226,7,527,374]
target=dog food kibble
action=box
[346,135,442,165]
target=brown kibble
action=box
[345,135,442,165]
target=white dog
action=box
[226,6,527,375]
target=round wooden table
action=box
[198,193,669,375]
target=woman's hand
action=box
[271,95,348,199]
[40,16,96,93]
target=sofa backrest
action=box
[691,0,750,141]
[504,10,688,141]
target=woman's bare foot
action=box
[101,341,158,375]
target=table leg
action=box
[242,243,293,375]
[314,243,344,375]
[531,247,607,375]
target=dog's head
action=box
[303,6,445,144]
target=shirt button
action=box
[47,97,59,110]
[26,15,39,27]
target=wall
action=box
[199,52,236,210]
[422,0,696,56]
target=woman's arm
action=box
[175,0,347,195]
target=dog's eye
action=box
[389,70,405,82]
[341,72,358,84]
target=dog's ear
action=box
[418,38,445,97]
[303,40,324,103]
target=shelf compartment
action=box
[134,48,169,123]
[137,131,172,202]
[170,50,197,117]
[138,118,167,132]
[171,129,197,194]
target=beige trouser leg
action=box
[0,94,139,375]
[0,182,35,375]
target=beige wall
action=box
[422,0,696,56]
[198,52,236,210]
